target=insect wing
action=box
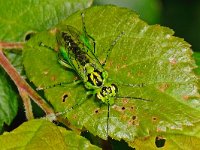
[63,25,103,71]
[56,25,92,80]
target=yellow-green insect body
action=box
[57,23,117,105]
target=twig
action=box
[18,88,34,120]
[0,42,24,49]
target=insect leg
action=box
[56,96,88,116]
[81,12,96,54]
[36,79,82,90]
[102,32,125,66]
[106,103,110,139]
[116,96,152,102]
[115,82,146,88]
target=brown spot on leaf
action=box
[169,58,177,65]
[183,95,189,100]
[158,83,169,92]
[128,120,133,125]
[51,75,56,81]
[132,119,139,126]
[50,28,58,35]
[152,116,157,122]
[137,71,144,77]
[73,115,77,119]
[113,105,125,112]
[132,120,136,125]
[105,61,113,69]
[123,99,128,104]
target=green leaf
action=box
[130,122,200,149]
[0,68,18,131]
[0,119,101,150]
[0,0,93,42]
[23,5,200,148]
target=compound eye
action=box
[111,84,118,93]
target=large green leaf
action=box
[130,121,200,149]
[0,119,101,149]
[0,68,18,131]
[23,5,200,148]
[0,0,92,131]
[0,0,93,41]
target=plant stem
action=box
[18,88,34,120]
[0,42,24,49]
[0,48,55,117]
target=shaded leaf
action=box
[0,0,93,42]
[0,119,101,150]
[23,5,200,148]
[4,51,24,76]
[0,68,18,131]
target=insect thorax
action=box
[84,63,108,89]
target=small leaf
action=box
[0,119,101,150]
[0,0,93,41]
[0,68,18,131]
[23,5,200,148]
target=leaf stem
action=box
[0,48,55,117]
[18,88,34,120]
[0,42,24,49]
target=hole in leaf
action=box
[95,109,99,114]
[155,136,166,148]
[132,116,136,120]
[111,139,134,150]
[52,120,58,125]
[62,94,68,102]
[25,31,36,41]
[152,117,157,121]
